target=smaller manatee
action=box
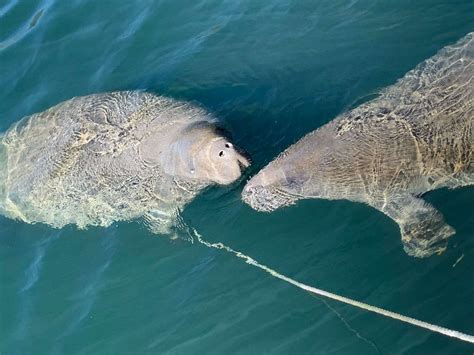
[0,91,250,235]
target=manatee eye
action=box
[219,151,224,157]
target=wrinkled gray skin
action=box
[243,33,473,258]
[0,91,250,234]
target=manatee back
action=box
[391,32,472,90]
[385,32,473,128]
[328,33,473,185]
[385,33,474,180]
[335,32,473,131]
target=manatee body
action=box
[0,91,249,234]
[242,33,474,257]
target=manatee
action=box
[0,91,250,234]
[242,33,474,257]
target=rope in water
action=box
[192,229,474,344]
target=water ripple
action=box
[53,230,118,353]
[0,0,53,50]
[13,231,62,345]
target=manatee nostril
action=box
[225,143,232,148]
[219,151,224,157]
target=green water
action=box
[1,0,473,354]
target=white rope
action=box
[192,230,474,344]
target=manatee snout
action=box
[207,139,251,185]
[242,166,301,212]
[233,144,251,172]
[242,184,279,212]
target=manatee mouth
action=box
[238,157,250,172]
[236,147,252,171]
[242,184,299,212]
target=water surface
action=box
[1,0,473,354]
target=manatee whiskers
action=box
[242,185,299,212]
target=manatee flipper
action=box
[373,194,455,257]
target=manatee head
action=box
[162,121,250,185]
[242,151,310,212]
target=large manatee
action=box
[242,33,473,257]
[0,91,250,234]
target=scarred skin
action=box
[0,91,250,234]
[242,33,473,257]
